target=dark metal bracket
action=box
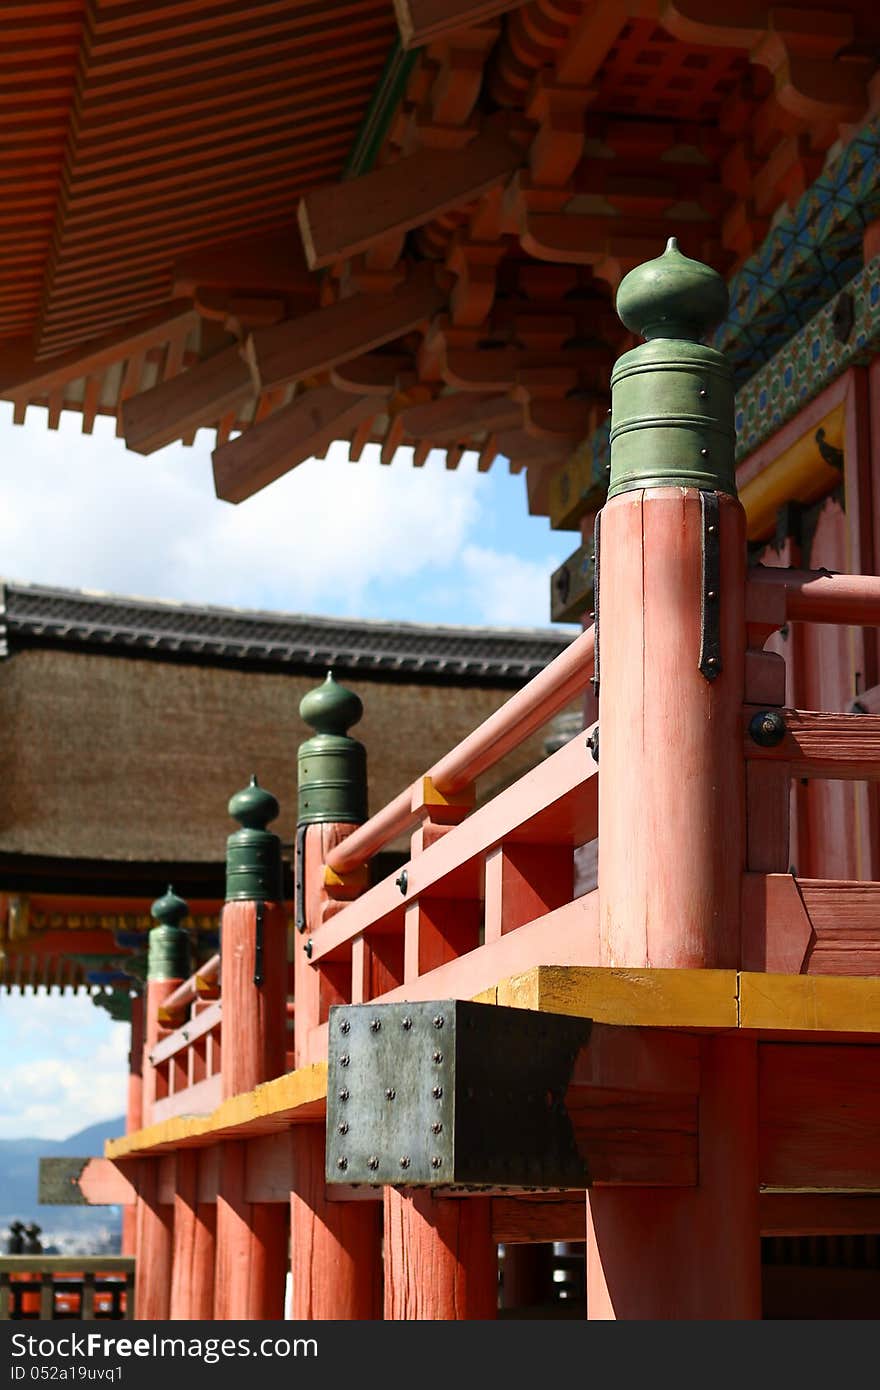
[325,999,591,1191]
[253,899,264,986]
[294,822,307,932]
[591,508,601,697]
[699,490,721,681]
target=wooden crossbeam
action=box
[246,264,444,392]
[297,127,522,269]
[398,392,521,442]
[212,386,376,503]
[0,301,197,402]
[744,708,880,781]
[393,0,525,48]
[122,343,253,455]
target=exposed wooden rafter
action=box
[393,0,525,49]
[122,343,252,456]
[245,263,445,392]
[212,386,376,504]
[297,125,522,269]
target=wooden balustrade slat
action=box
[150,999,221,1066]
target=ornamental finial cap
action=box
[228,773,280,830]
[616,237,728,343]
[299,671,363,736]
[150,884,189,928]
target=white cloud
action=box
[0,407,481,617]
[459,544,580,628]
[0,993,128,1139]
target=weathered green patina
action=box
[609,238,736,501]
[147,885,191,981]
[297,671,367,826]
[226,775,283,902]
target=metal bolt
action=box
[303,939,313,957]
[700,447,709,457]
[368,1156,379,1171]
[748,709,787,748]
[395,869,408,896]
[182,1030,189,1042]
[337,1157,348,1171]
[431,1157,442,1169]
[385,1087,396,1101]
[707,524,716,534]
[432,1050,443,1063]
[370,1018,381,1032]
[432,1085,443,1099]
[340,1054,350,1067]
[399,1156,410,1170]
[706,656,717,665]
[337,1122,349,1135]
[402,1016,412,1030]
[338,1087,349,1102]
[431,1122,443,1134]
[587,727,599,764]
[707,590,717,600]
[339,1019,350,1034]
[699,387,708,398]
[433,1015,444,1029]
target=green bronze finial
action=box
[608,237,736,500]
[226,774,283,902]
[147,885,191,981]
[298,671,367,825]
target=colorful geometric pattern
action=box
[734,251,880,459]
[714,113,880,383]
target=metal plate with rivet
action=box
[325,999,591,1190]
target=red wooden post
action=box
[589,240,757,1318]
[289,1126,381,1319]
[383,1189,498,1320]
[215,1142,287,1320]
[133,1157,173,1321]
[292,674,383,1318]
[142,888,191,1125]
[220,775,287,1097]
[598,238,746,969]
[121,991,144,1256]
[213,777,289,1318]
[169,1148,216,1319]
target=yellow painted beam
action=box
[739,401,845,541]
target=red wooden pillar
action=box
[141,889,190,1125]
[133,1157,173,1321]
[589,241,757,1318]
[122,991,144,1256]
[290,1125,381,1319]
[214,1142,287,1320]
[292,675,383,1318]
[384,1189,497,1320]
[169,1148,216,1319]
[587,1037,761,1319]
[213,777,289,1319]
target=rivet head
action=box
[431,1122,443,1134]
[337,1157,348,1171]
[337,1121,349,1135]
[399,1156,410,1170]
[706,656,717,665]
[370,1018,381,1032]
[339,1019,350,1034]
[749,708,787,748]
[707,590,717,600]
[340,1054,350,1066]
[707,524,716,534]
[432,1050,443,1063]
[338,1087,349,1102]
[402,1016,412,1030]
[385,1087,396,1100]
[368,1156,379,1171]
[431,1157,442,1169]
[699,387,708,398]
[432,1085,443,1099]
[433,1015,444,1029]
[700,447,709,457]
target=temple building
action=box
[3,0,880,1322]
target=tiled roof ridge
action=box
[0,580,574,682]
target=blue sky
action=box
[0,402,578,1139]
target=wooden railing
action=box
[0,1257,134,1320]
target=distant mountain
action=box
[0,1115,125,1242]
